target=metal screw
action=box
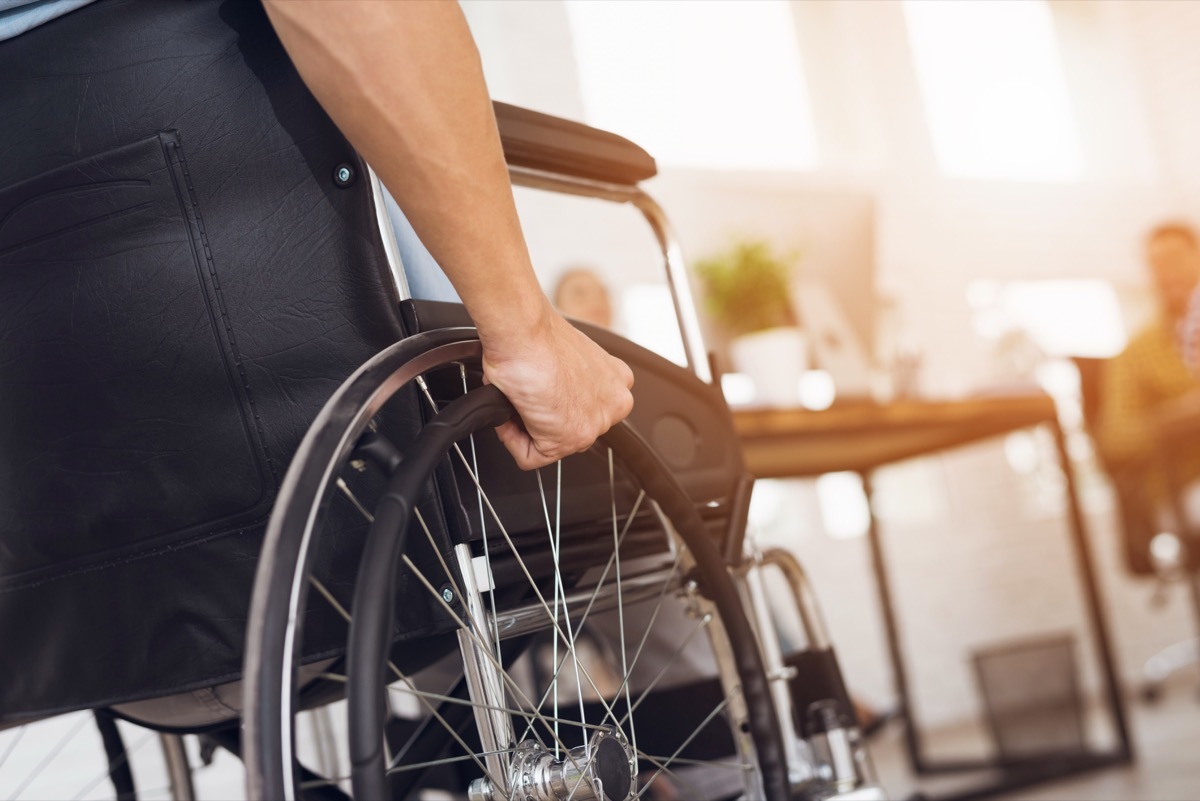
[441,587,455,604]
[349,459,367,473]
[333,163,356,187]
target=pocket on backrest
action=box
[0,131,270,581]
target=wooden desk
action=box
[734,395,1134,800]
[734,395,1056,478]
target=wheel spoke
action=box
[336,477,374,523]
[588,548,687,731]
[429,446,634,743]
[72,730,156,801]
[399,552,589,775]
[0,726,26,772]
[632,696,732,800]
[306,574,505,790]
[537,464,590,756]
[12,713,89,800]
[384,683,612,736]
[619,614,712,729]
[637,753,750,771]
[608,447,637,766]
[414,375,653,742]
[634,751,714,801]
[513,490,653,748]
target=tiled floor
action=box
[869,688,1200,801]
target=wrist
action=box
[474,289,557,359]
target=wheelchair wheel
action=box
[244,328,789,801]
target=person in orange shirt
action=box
[1097,222,1200,521]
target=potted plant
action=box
[696,239,807,405]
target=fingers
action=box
[494,420,556,471]
[481,312,636,471]
[493,389,632,471]
[617,355,635,390]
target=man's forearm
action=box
[261,0,551,345]
[263,0,635,471]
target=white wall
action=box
[462,0,1200,728]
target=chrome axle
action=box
[468,729,635,801]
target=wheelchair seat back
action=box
[0,0,415,723]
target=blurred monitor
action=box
[792,279,874,400]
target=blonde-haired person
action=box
[554,266,615,330]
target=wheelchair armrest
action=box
[494,101,657,186]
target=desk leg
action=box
[860,470,926,773]
[1050,422,1134,763]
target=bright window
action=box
[565,0,818,171]
[968,279,1127,358]
[903,0,1081,182]
[815,472,870,540]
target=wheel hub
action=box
[468,728,635,801]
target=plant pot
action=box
[729,327,808,407]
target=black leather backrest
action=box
[0,0,409,582]
[0,0,415,720]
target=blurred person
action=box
[554,265,615,329]
[1097,222,1200,517]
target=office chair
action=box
[1073,357,1200,700]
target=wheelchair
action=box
[0,2,884,799]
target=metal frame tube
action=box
[758,548,832,651]
[740,560,812,786]
[492,567,679,641]
[454,543,514,795]
[508,166,712,383]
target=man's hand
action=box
[482,303,634,470]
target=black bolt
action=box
[333,163,356,188]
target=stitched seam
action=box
[193,687,240,717]
[169,135,280,488]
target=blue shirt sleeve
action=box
[380,183,461,304]
[0,0,95,42]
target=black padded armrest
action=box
[494,101,657,186]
